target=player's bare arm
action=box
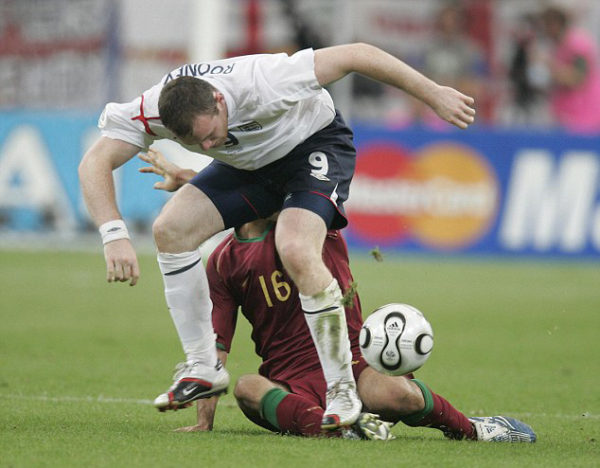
[313,43,476,129]
[79,137,142,286]
[174,351,228,432]
[138,149,196,192]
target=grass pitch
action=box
[1,248,599,467]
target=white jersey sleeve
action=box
[98,98,155,150]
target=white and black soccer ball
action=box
[359,303,434,376]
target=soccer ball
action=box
[359,303,434,376]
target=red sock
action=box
[274,394,324,436]
[404,380,476,440]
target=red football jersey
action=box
[207,223,363,382]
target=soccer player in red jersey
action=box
[141,150,536,443]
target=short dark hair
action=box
[158,77,218,138]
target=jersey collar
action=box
[233,222,274,243]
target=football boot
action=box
[321,378,362,430]
[341,412,395,441]
[469,416,537,443]
[153,359,229,411]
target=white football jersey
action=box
[99,48,336,170]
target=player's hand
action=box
[103,238,140,286]
[138,148,183,192]
[430,85,476,129]
[173,423,212,433]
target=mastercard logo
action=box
[347,142,499,250]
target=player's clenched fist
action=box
[430,85,476,129]
[103,238,140,286]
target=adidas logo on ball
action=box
[359,303,434,376]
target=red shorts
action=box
[243,347,369,433]
[271,349,369,408]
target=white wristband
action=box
[99,219,130,245]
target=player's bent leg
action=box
[234,375,392,440]
[274,207,331,294]
[357,367,424,422]
[234,374,284,415]
[401,379,477,440]
[153,185,229,411]
[358,368,480,440]
[233,375,285,432]
[276,208,361,430]
[235,375,326,436]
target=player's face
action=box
[189,92,229,151]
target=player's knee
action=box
[233,375,264,409]
[276,236,300,263]
[276,236,314,275]
[233,375,252,401]
[152,215,179,250]
[361,372,424,415]
[152,216,169,246]
[393,379,425,414]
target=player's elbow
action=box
[345,42,378,62]
[324,43,380,84]
[316,42,372,86]
[349,42,373,53]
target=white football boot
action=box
[321,378,362,430]
[153,359,229,411]
[342,412,396,441]
[469,416,537,443]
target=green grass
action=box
[1,249,599,467]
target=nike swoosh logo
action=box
[182,386,196,396]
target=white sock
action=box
[300,278,354,387]
[157,249,217,367]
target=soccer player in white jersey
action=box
[78,43,476,430]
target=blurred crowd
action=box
[352,1,600,134]
[506,4,600,133]
[1,0,600,134]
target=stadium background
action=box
[2,0,600,259]
[1,1,599,466]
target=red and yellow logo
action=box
[347,142,499,250]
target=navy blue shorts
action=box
[189,112,355,230]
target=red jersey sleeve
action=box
[206,244,239,353]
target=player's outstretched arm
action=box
[313,43,476,129]
[138,148,197,192]
[79,137,142,286]
[174,351,228,432]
